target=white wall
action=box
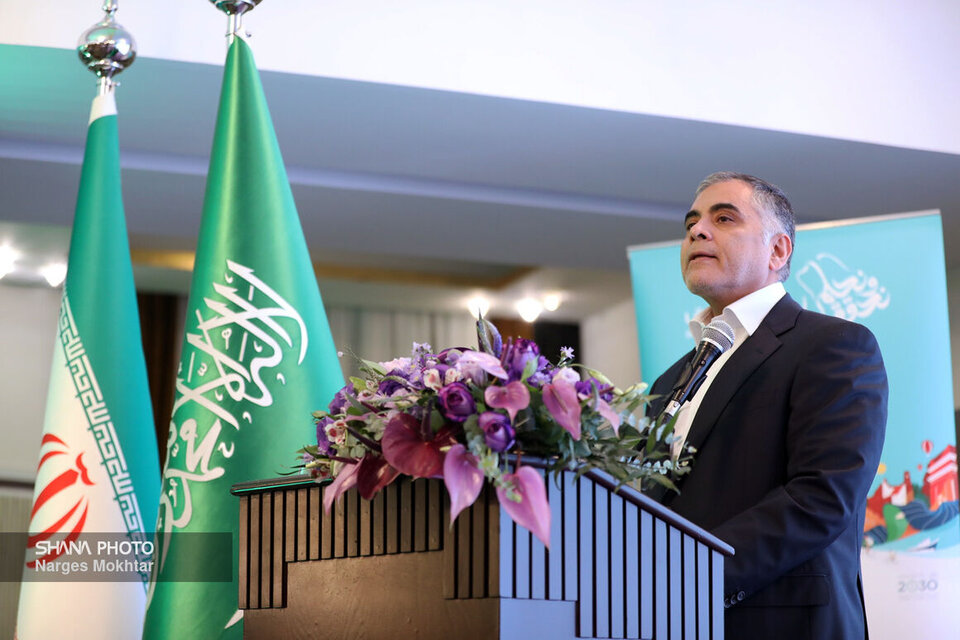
[579,297,641,391]
[0,284,60,482]
[2,2,959,154]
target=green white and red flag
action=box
[15,91,161,639]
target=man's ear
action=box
[769,233,792,273]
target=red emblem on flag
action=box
[26,434,94,567]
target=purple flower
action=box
[479,412,515,452]
[316,416,334,455]
[500,338,542,382]
[576,378,615,402]
[328,385,352,415]
[438,382,476,422]
[378,369,410,396]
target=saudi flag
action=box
[15,92,161,639]
[141,37,343,639]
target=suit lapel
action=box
[663,295,802,500]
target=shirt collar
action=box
[688,282,786,343]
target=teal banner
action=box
[628,211,959,638]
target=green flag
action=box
[16,92,161,639]
[141,38,343,639]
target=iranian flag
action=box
[141,37,343,639]
[15,92,161,639]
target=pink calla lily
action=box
[595,398,621,436]
[323,461,360,514]
[443,444,485,524]
[542,378,582,440]
[458,351,509,381]
[496,466,551,548]
[381,413,457,478]
[484,381,531,423]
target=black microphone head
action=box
[701,318,735,352]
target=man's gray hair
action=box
[696,171,796,280]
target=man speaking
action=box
[647,172,888,639]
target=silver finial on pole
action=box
[209,0,262,45]
[77,0,136,95]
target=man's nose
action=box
[688,219,710,240]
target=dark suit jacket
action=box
[647,294,887,640]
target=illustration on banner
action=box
[796,253,890,321]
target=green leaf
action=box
[520,356,538,382]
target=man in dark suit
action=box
[647,172,887,639]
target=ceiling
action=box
[2,43,960,320]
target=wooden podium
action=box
[232,469,733,640]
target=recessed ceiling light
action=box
[516,297,543,323]
[39,263,67,287]
[466,295,491,319]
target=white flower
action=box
[553,367,580,386]
[444,368,462,385]
[423,368,443,391]
[380,356,413,372]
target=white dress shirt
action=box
[670,282,787,458]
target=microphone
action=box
[658,318,735,425]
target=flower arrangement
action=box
[300,319,691,547]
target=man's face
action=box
[680,180,784,313]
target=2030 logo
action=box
[897,578,939,594]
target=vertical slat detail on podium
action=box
[625,501,639,638]
[344,491,357,557]
[640,509,654,640]
[683,536,696,639]
[284,489,296,564]
[260,491,273,608]
[578,476,594,637]
[428,478,443,550]
[400,479,413,553]
[333,491,346,558]
[610,491,625,639]
[385,482,399,554]
[249,493,260,610]
[499,492,514,599]
[443,495,456,599]
[272,491,285,608]
[320,487,333,559]
[595,481,610,638]
[359,490,372,556]
[372,488,385,555]
[295,487,307,562]
[696,542,710,640]
[547,474,563,600]
[563,472,577,601]
[531,470,547,600]
[711,551,723,640]
[270,491,284,609]
[238,495,248,609]
[457,497,472,597]
[471,489,487,597]
[654,519,667,640]
[487,487,501,597]
[414,479,427,551]
[514,501,531,599]
[309,486,321,560]
[668,527,683,640]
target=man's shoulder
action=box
[782,305,882,358]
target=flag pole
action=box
[77,0,136,96]
[210,0,261,46]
